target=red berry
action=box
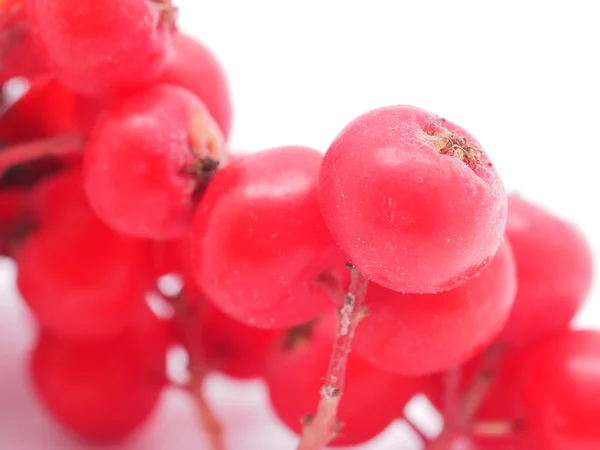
[353,240,516,375]
[498,195,593,346]
[17,170,150,340]
[0,0,47,84]
[84,84,224,239]
[159,32,232,139]
[27,0,175,97]
[189,146,344,328]
[521,329,600,450]
[30,305,168,443]
[0,77,104,144]
[319,105,507,293]
[195,303,283,380]
[265,314,423,446]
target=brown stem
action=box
[405,418,430,444]
[186,368,225,450]
[296,266,369,450]
[165,291,226,450]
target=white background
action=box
[1,0,599,449]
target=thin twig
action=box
[459,344,505,425]
[471,420,515,438]
[296,266,369,450]
[162,290,226,450]
[404,418,430,444]
[443,367,461,428]
[186,368,225,450]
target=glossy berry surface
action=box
[159,32,232,139]
[353,240,517,375]
[521,329,600,450]
[498,195,593,346]
[30,305,169,442]
[189,146,344,328]
[84,84,224,240]
[265,314,423,446]
[319,105,507,293]
[27,0,174,96]
[17,170,150,340]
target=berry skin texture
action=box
[265,314,423,446]
[189,146,344,328]
[84,84,224,240]
[159,32,232,139]
[27,0,173,97]
[17,170,150,340]
[521,329,600,450]
[319,105,507,293]
[353,240,517,375]
[30,305,168,443]
[498,195,593,346]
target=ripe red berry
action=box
[189,146,344,328]
[521,329,600,450]
[0,77,104,144]
[0,0,47,84]
[353,240,517,375]
[30,305,169,443]
[17,170,150,340]
[84,84,224,240]
[266,314,423,446]
[27,0,175,97]
[195,303,283,380]
[498,195,593,346]
[319,105,507,294]
[159,32,232,139]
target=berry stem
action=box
[459,345,505,425]
[424,431,455,450]
[443,367,461,427]
[185,367,225,450]
[405,419,430,444]
[427,345,507,449]
[296,265,369,450]
[471,420,515,437]
[166,291,226,450]
[0,135,83,176]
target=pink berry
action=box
[319,105,507,293]
[266,314,423,446]
[498,195,593,346]
[189,146,344,328]
[159,32,232,139]
[27,0,175,96]
[84,84,224,240]
[353,240,517,375]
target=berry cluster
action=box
[1,1,596,449]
